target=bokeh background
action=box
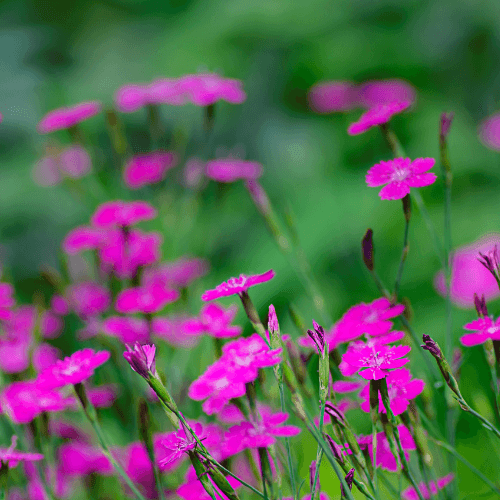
[2,0,500,497]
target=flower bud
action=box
[341,468,355,498]
[325,434,344,464]
[309,460,319,492]
[268,304,280,350]
[478,246,500,283]
[361,229,374,271]
[439,112,454,143]
[123,343,157,379]
[324,402,345,425]
[421,334,441,359]
[474,293,488,318]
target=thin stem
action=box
[393,195,411,302]
[279,382,297,500]
[310,401,325,500]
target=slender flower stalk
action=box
[393,194,411,301]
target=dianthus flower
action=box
[62,225,104,254]
[434,234,500,308]
[358,367,425,415]
[358,425,416,471]
[114,84,149,112]
[102,316,150,344]
[122,442,157,499]
[340,341,411,380]
[51,295,70,315]
[0,436,43,468]
[201,270,275,301]
[348,101,411,135]
[308,81,358,113]
[401,474,454,500]
[37,101,101,134]
[66,281,111,319]
[181,303,242,338]
[205,159,263,183]
[123,343,157,379]
[366,157,436,200]
[0,282,15,320]
[151,317,202,348]
[123,151,177,189]
[36,348,110,389]
[25,462,75,500]
[177,466,242,500]
[298,322,343,351]
[40,310,64,339]
[84,385,118,408]
[180,73,246,106]
[158,422,200,469]
[32,343,61,373]
[335,297,405,343]
[358,79,416,108]
[58,442,113,476]
[91,200,157,228]
[116,284,179,314]
[460,316,500,346]
[479,112,500,151]
[49,419,91,442]
[142,257,209,288]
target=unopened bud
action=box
[474,293,488,318]
[245,180,271,216]
[307,321,326,354]
[439,112,454,143]
[325,434,344,464]
[123,343,157,379]
[478,246,500,283]
[402,193,411,223]
[341,468,355,498]
[309,460,319,492]
[362,229,374,271]
[324,402,345,425]
[268,304,280,350]
[421,334,441,359]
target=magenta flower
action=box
[335,297,405,344]
[51,295,70,316]
[177,466,242,500]
[123,151,177,189]
[308,81,358,113]
[401,474,454,500]
[180,73,246,106]
[359,368,425,415]
[358,79,416,108]
[0,282,15,320]
[434,234,500,308]
[91,200,157,228]
[40,310,64,339]
[116,284,179,314]
[32,344,61,373]
[58,442,113,476]
[37,101,101,134]
[206,159,263,183]
[67,281,111,319]
[201,270,275,301]
[122,442,156,499]
[49,419,91,442]
[332,380,366,394]
[114,84,149,112]
[340,342,411,380]
[366,157,437,200]
[102,316,150,344]
[348,101,411,135]
[37,348,110,389]
[151,316,202,348]
[479,112,500,151]
[147,78,187,105]
[183,157,206,189]
[0,436,43,468]
[182,303,242,339]
[142,257,209,288]
[123,343,157,379]
[460,316,500,346]
[358,425,416,471]
[158,422,200,469]
[62,225,104,254]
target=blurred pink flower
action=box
[151,316,202,348]
[62,226,103,254]
[148,78,187,105]
[67,282,111,319]
[142,257,209,289]
[479,112,500,151]
[51,295,70,316]
[202,270,275,301]
[49,419,91,442]
[102,316,150,344]
[177,465,242,500]
[0,282,15,320]
[91,200,157,228]
[32,344,61,373]
[58,442,113,476]
[366,157,436,200]
[358,79,416,108]
[358,367,425,415]
[0,436,43,468]
[308,81,358,113]
[401,474,454,500]
[358,425,416,471]
[37,348,110,389]
[460,317,500,346]
[180,73,246,106]
[183,157,206,189]
[158,423,200,469]
[122,442,157,499]
[348,101,410,135]
[37,101,101,134]
[206,159,263,183]
[40,310,64,339]
[116,284,179,314]
[434,234,500,308]
[123,343,156,379]
[332,380,366,393]
[123,151,177,189]
[114,84,149,113]
[85,385,118,408]
[182,303,242,339]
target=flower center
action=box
[391,168,409,182]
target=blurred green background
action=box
[2,0,500,497]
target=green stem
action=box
[310,401,325,500]
[279,381,297,500]
[393,195,410,302]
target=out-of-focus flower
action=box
[180,73,246,106]
[460,316,500,346]
[84,385,118,408]
[358,425,416,471]
[116,284,179,314]
[308,81,358,113]
[358,79,416,108]
[202,270,275,301]
[32,344,61,373]
[0,282,15,320]
[434,234,500,308]
[62,226,104,254]
[58,442,113,476]
[366,157,436,200]
[177,465,242,500]
[358,368,425,415]
[114,84,150,113]
[348,101,411,135]
[51,295,70,316]
[66,282,111,319]
[123,151,177,189]
[102,316,150,344]
[206,159,263,183]
[142,257,209,289]
[401,474,454,500]
[151,317,202,348]
[122,442,157,499]
[181,303,242,339]
[37,101,101,134]
[123,343,156,379]
[0,436,43,468]
[40,310,64,339]
[37,348,110,389]
[479,112,500,151]
[91,201,157,228]
[183,157,206,189]
[49,419,91,442]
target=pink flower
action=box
[85,385,118,408]
[116,284,179,314]
[114,84,149,113]
[91,200,157,228]
[358,368,425,415]
[102,316,150,344]
[180,73,246,106]
[49,419,91,442]
[0,282,15,320]
[182,303,242,339]
[434,234,500,308]
[123,151,177,189]
[142,257,209,288]
[358,79,416,108]
[201,270,275,301]
[62,226,103,254]
[348,101,411,135]
[177,466,242,500]
[332,380,366,393]
[308,81,358,113]
[340,342,411,380]
[51,295,69,316]
[358,425,416,471]
[58,442,113,476]
[37,101,101,134]
[151,317,202,348]
[183,157,206,189]
[32,344,61,373]
[59,145,92,178]
[0,436,43,468]
[401,474,454,500]
[479,112,500,151]
[148,78,187,106]
[40,310,64,338]
[206,159,263,183]
[122,442,157,499]
[123,343,156,379]
[158,422,200,469]
[460,316,500,346]
[36,348,110,389]
[335,297,405,343]
[67,282,111,318]
[366,157,437,200]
